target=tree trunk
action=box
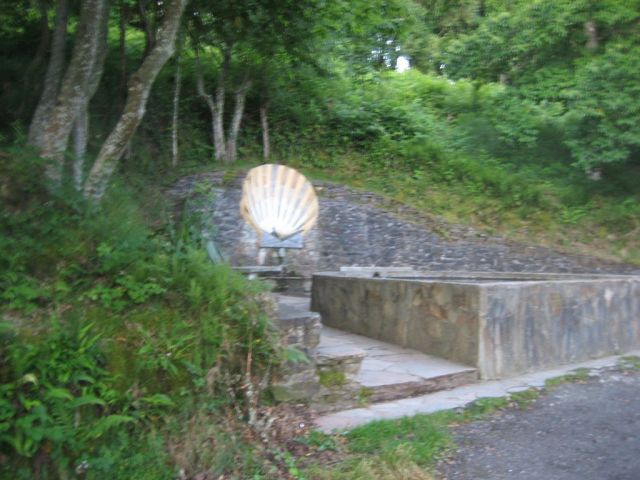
[119,1,130,104]
[25,0,51,77]
[584,20,599,51]
[72,7,110,191]
[171,40,183,167]
[226,79,252,164]
[259,99,270,161]
[19,0,50,118]
[213,51,230,161]
[72,107,89,190]
[119,2,133,161]
[38,0,109,185]
[195,48,219,161]
[83,0,188,202]
[138,0,156,57]
[28,0,69,149]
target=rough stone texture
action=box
[479,277,640,379]
[313,324,477,413]
[312,272,640,379]
[270,297,321,402]
[312,381,365,414]
[311,274,480,367]
[168,172,640,278]
[317,344,367,376]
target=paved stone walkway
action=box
[320,326,475,399]
[314,350,640,432]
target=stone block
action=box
[312,271,640,379]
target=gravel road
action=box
[438,368,640,480]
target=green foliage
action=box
[296,430,339,453]
[619,356,640,371]
[0,144,281,477]
[0,319,133,476]
[318,369,347,388]
[566,41,640,170]
[346,414,452,465]
[84,430,173,480]
[545,368,591,387]
[509,388,542,409]
[1,0,640,474]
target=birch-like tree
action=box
[189,0,318,164]
[83,0,188,201]
[36,0,109,184]
[27,0,69,150]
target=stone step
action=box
[317,344,367,377]
[357,357,477,403]
[318,326,477,409]
[274,295,478,411]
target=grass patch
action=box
[357,387,373,406]
[297,151,640,267]
[509,388,542,409]
[459,396,509,420]
[306,444,435,480]
[304,395,518,478]
[545,368,591,387]
[618,355,640,371]
[345,414,452,463]
[301,383,575,478]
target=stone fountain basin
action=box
[311,271,640,379]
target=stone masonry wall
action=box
[311,274,480,367]
[478,278,640,378]
[169,171,640,277]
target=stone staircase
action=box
[275,295,477,413]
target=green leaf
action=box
[139,394,175,407]
[87,414,136,439]
[44,387,74,401]
[72,395,106,408]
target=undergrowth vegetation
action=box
[274,70,640,264]
[1,1,639,477]
[0,147,288,478]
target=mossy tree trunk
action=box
[171,37,183,167]
[260,99,270,160]
[226,78,252,163]
[83,0,189,202]
[38,0,109,185]
[213,51,230,161]
[195,46,222,161]
[72,7,110,191]
[27,0,69,150]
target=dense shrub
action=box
[0,145,281,478]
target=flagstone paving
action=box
[314,350,640,432]
[319,326,477,402]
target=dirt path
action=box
[438,369,640,480]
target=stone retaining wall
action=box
[312,272,640,379]
[169,172,639,278]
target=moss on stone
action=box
[319,369,347,388]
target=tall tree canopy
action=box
[0,0,637,201]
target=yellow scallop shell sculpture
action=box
[240,164,319,248]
